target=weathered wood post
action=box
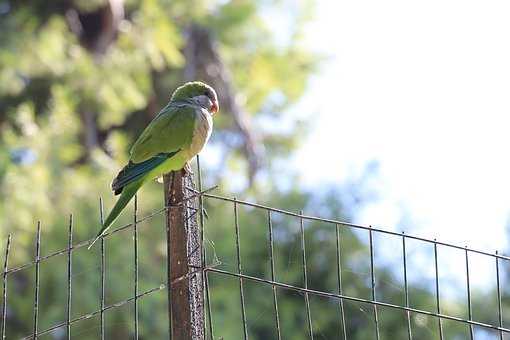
[164,170,204,340]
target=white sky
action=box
[295,0,510,253]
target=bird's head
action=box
[171,81,219,115]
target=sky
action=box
[294,0,510,256]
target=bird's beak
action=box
[211,100,219,114]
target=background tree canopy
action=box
[0,0,507,339]
[0,0,315,247]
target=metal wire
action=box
[300,213,314,339]
[4,207,170,276]
[20,284,166,340]
[66,215,73,340]
[465,246,474,340]
[5,186,510,340]
[7,178,211,339]
[434,240,444,340]
[402,232,413,340]
[165,173,174,338]
[204,194,510,262]
[204,270,214,340]
[205,267,510,334]
[267,211,282,340]
[99,198,106,340]
[133,195,139,340]
[335,224,347,340]
[32,222,41,340]
[234,199,249,340]
[6,193,510,280]
[496,250,504,340]
[197,156,214,340]
[369,226,380,340]
[1,234,11,340]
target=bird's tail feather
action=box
[88,177,145,249]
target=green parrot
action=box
[89,81,218,248]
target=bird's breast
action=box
[188,108,213,157]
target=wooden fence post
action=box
[164,170,204,340]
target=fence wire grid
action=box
[1,158,509,340]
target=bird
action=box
[88,81,218,249]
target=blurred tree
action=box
[0,0,315,251]
[0,0,486,339]
[0,0,316,337]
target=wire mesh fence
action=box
[1,158,509,339]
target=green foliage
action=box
[0,0,320,337]
[0,0,505,338]
[0,0,313,247]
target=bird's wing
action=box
[111,151,179,194]
[130,104,196,163]
[110,105,196,194]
